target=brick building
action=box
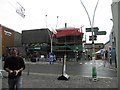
[0,25,22,55]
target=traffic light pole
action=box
[91,0,99,81]
[80,0,99,81]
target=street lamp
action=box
[56,16,59,29]
[45,15,53,64]
[80,0,99,81]
[45,15,52,53]
[45,15,59,64]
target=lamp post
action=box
[45,15,59,64]
[80,0,99,81]
[45,15,53,64]
[56,16,59,29]
[45,15,52,53]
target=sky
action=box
[0,0,113,43]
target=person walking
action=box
[100,49,104,60]
[104,49,108,67]
[105,49,108,60]
[4,47,25,90]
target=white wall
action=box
[111,1,120,89]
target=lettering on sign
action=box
[4,30,12,36]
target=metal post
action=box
[45,15,47,28]
[50,37,53,53]
[80,0,99,81]
[56,16,59,29]
[45,15,53,63]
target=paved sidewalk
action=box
[2,72,118,88]
[2,60,118,89]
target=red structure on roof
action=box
[55,28,84,38]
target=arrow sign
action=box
[95,31,106,35]
[86,27,99,32]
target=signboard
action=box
[95,31,106,35]
[84,43,104,49]
[86,27,99,32]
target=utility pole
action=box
[80,0,99,81]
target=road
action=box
[24,59,117,78]
[2,59,117,88]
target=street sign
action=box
[86,27,99,32]
[95,31,106,35]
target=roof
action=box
[55,28,84,38]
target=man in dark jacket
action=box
[4,47,25,90]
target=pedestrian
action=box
[104,49,108,67]
[4,47,25,90]
[105,49,108,60]
[100,49,104,60]
[109,47,112,65]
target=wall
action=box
[2,26,14,55]
[113,0,120,2]
[22,29,50,44]
[14,31,22,46]
[111,1,119,89]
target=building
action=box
[84,43,104,60]
[111,1,120,89]
[104,41,110,50]
[53,27,84,61]
[22,28,52,58]
[0,24,22,55]
[22,28,51,44]
[109,26,116,49]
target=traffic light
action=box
[89,36,92,41]
[89,35,97,41]
[94,35,97,40]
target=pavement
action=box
[1,60,118,89]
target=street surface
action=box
[2,59,118,88]
[24,59,117,78]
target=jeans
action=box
[8,76,22,90]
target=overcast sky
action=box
[0,0,112,43]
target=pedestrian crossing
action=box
[79,61,117,71]
[79,62,104,66]
[25,61,60,65]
